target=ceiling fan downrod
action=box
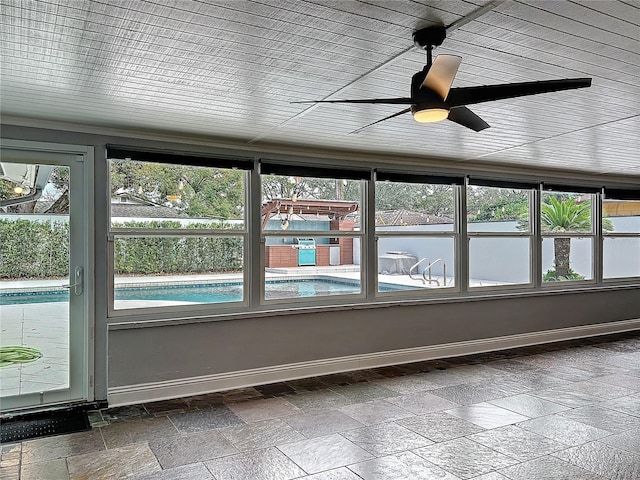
[413,26,447,68]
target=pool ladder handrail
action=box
[409,258,446,287]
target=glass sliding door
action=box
[0,146,90,411]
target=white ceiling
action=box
[1,0,639,179]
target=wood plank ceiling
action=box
[1,0,639,178]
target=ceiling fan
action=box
[294,26,592,133]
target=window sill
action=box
[107,281,640,330]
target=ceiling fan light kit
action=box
[294,26,592,133]
[412,105,449,123]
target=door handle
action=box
[62,266,83,295]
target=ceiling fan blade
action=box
[447,106,490,132]
[447,78,592,107]
[422,55,462,100]
[350,108,411,134]
[292,97,413,105]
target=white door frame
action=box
[0,139,94,411]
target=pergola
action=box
[260,198,359,229]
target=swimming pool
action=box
[117,278,364,303]
[1,277,418,306]
[1,278,411,305]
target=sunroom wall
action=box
[2,123,639,405]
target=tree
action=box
[541,196,612,280]
[260,175,362,203]
[109,161,244,220]
[468,187,529,223]
[472,197,528,223]
[375,182,454,217]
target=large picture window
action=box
[375,172,460,293]
[260,162,365,302]
[101,146,636,318]
[107,148,249,311]
[467,180,534,288]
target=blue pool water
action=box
[1,278,410,305]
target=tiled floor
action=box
[2,331,640,479]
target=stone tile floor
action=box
[2,331,640,479]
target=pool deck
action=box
[0,302,69,398]
[2,266,504,291]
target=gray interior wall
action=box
[3,124,639,400]
[108,287,640,387]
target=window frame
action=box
[106,149,251,317]
[466,180,536,291]
[373,172,462,297]
[540,188,598,287]
[100,145,639,324]
[259,163,368,306]
[601,190,640,282]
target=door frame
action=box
[0,139,94,411]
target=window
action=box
[375,172,461,293]
[541,187,596,283]
[260,162,365,302]
[107,148,250,311]
[602,189,640,280]
[467,180,534,288]
[103,146,637,318]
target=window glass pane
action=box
[109,159,245,229]
[603,238,640,279]
[375,181,455,232]
[377,236,455,291]
[469,237,531,286]
[541,192,593,234]
[0,164,71,397]
[467,186,530,232]
[0,165,70,278]
[264,236,359,271]
[602,199,640,234]
[261,174,360,232]
[542,237,593,282]
[264,236,361,300]
[113,235,243,309]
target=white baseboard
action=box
[108,319,640,407]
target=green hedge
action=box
[0,219,69,278]
[114,236,242,275]
[0,219,242,279]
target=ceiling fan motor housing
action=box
[413,26,447,50]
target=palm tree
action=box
[542,196,612,279]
